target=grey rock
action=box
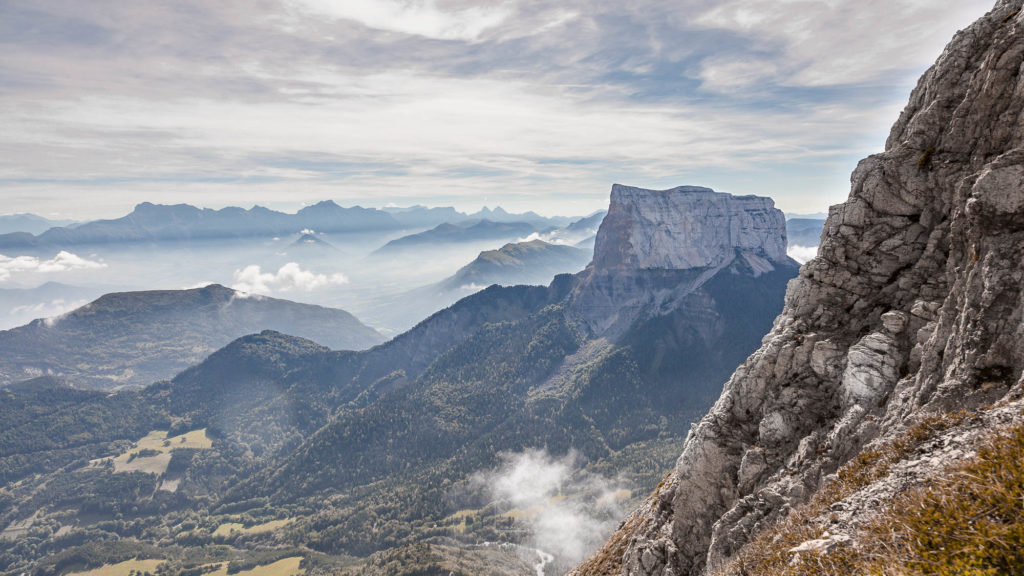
[592,185,788,273]
[575,185,796,336]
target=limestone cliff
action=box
[572,1,1024,574]
[573,185,795,337]
[591,185,788,273]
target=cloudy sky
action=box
[0,0,994,219]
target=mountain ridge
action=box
[0,202,576,249]
[0,284,383,389]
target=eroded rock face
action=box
[574,185,795,336]
[572,1,1024,574]
[592,185,788,273]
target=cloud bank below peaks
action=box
[231,262,348,295]
[0,251,106,282]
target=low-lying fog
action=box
[0,218,818,336]
[0,228,591,336]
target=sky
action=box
[0,0,995,220]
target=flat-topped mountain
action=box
[593,185,788,272]
[0,284,383,389]
[573,185,797,336]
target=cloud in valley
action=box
[0,251,107,282]
[231,262,348,294]
[787,244,818,264]
[474,448,630,567]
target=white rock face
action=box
[573,185,797,337]
[571,2,1024,575]
[592,185,789,273]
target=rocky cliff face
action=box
[592,185,788,273]
[574,185,794,336]
[573,1,1024,574]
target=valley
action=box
[0,185,799,575]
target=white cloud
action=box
[788,244,818,264]
[286,0,510,41]
[36,251,108,273]
[698,57,779,92]
[300,228,315,235]
[231,262,348,294]
[0,251,106,282]
[692,0,993,87]
[475,449,630,567]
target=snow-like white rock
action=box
[592,185,789,273]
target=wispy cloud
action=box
[285,0,511,41]
[0,0,995,218]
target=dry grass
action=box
[67,559,163,576]
[858,423,1024,575]
[107,429,212,475]
[718,411,968,576]
[212,518,294,538]
[203,557,304,576]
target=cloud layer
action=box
[0,1,994,218]
[231,262,348,294]
[0,251,107,282]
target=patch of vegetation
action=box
[108,430,212,475]
[917,147,935,171]
[67,559,163,576]
[854,422,1024,575]
[212,519,294,538]
[719,410,969,575]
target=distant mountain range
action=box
[384,204,572,229]
[0,202,578,249]
[374,220,544,254]
[0,214,77,236]
[786,217,826,246]
[0,284,383,389]
[438,239,591,292]
[366,239,594,331]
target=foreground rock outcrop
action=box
[573,1,1024,574]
